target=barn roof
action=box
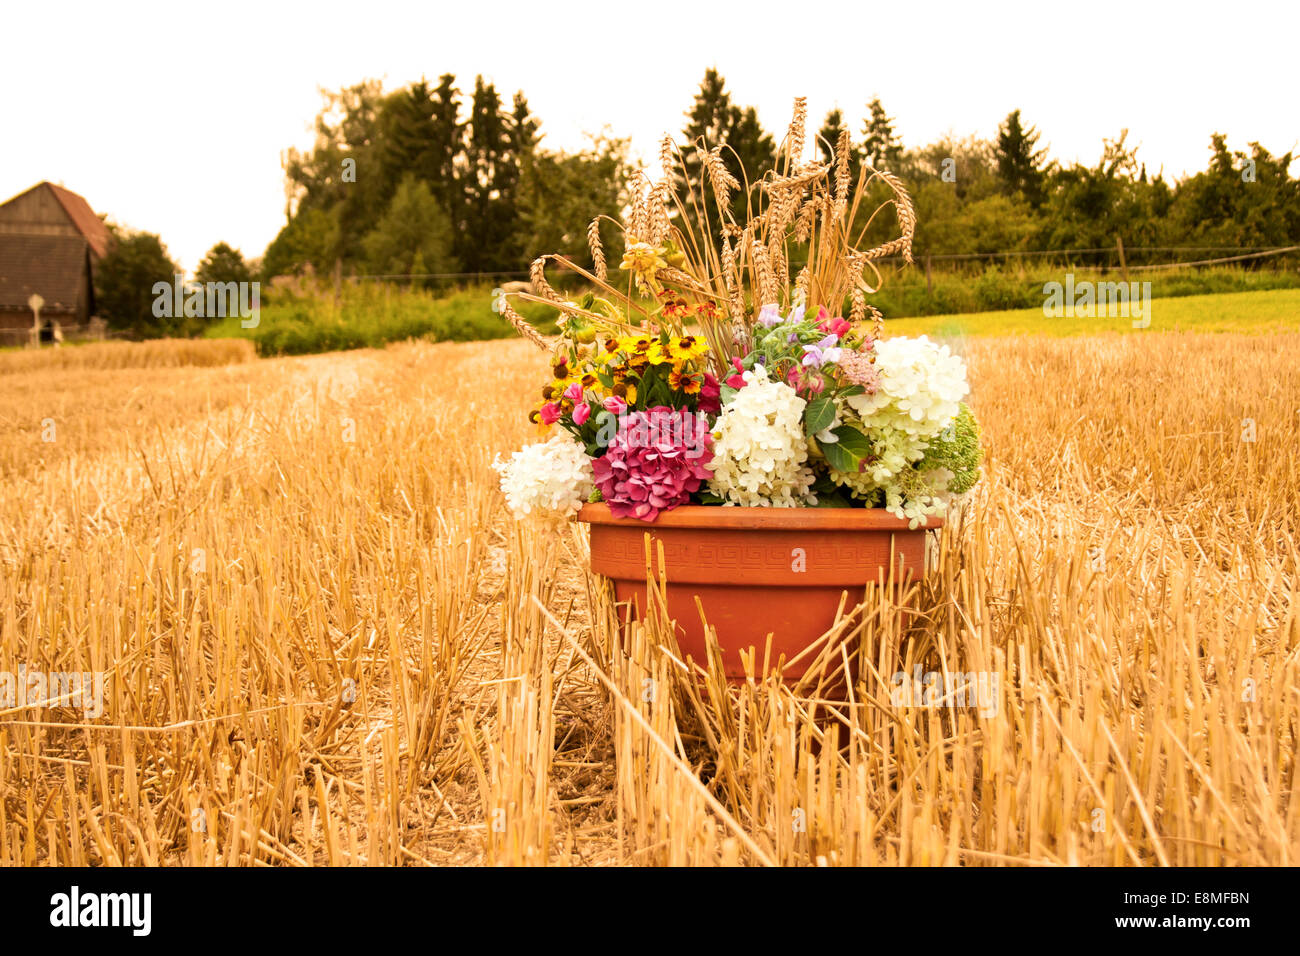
[0,234,92,314]
[0,182,113,259]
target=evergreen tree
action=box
[460,76,532,272]
[362,175,459,284]
[727,106,776,189]
[195,242,252,287]
[862,97,902,169]
[380,79,440,188]
[429,74,463,204]
[677,68,775,224]
[994,109,1048,206]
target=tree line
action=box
[94,68,1299,336]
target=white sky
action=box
[3,0,1296,273]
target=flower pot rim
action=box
[576,501,941,531]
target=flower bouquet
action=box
[493,98,982,528]
[492,97,983,681]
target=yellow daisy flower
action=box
[666,335,710,363]
[618,335,654,354]
[646,341,675,365]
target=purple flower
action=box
[801,334,843,368]
[757,304,783,328]
[592,407,714,521]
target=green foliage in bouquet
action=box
[920,403,983,495]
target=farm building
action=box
[0,182,112,345]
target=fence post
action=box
[925,255,933,295]
[1116,236,1129,284]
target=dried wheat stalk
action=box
[500,299,551,350]
[705,147,740,213]
[784,96,807,171]
[530,257,567,304]
[587,219,607,282]
[850,285,866,323]
[517,97,920,356]
[833,127,852,221]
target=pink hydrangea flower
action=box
[591,407,714,521]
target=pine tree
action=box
[362,175,459,279]
[380,80,439,196]
[677,69,775,224]
[994,109,1048,206]
[196,242,252,287]
[429,74,463,210]
[862,97,902,169]
[727,106,776,189]
[458,77,540,272]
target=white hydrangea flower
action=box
[828,336,974,525]
[492,434,594,517]
[828,423,927,495]
[707,366,816,507]
[883,486,948,529]
[844,335,970,440]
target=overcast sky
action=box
[3,0,1296,272]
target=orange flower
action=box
[669,369,701,394]
[662,298,694,321]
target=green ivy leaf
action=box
[831,423,874,459]
[803,396,836,437]
[820,440,857,473]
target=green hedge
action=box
[205,284,557,356]
[865,264,1300,318]
[207,267,1299,356]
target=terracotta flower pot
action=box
[578,503,940,682]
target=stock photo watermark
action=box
[891,665,999,717]
[49,887,151,936]
[1043,274,1153,328]
[152,274,260,328]
[0,665,106,718]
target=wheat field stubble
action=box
[1,331,1296,866]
